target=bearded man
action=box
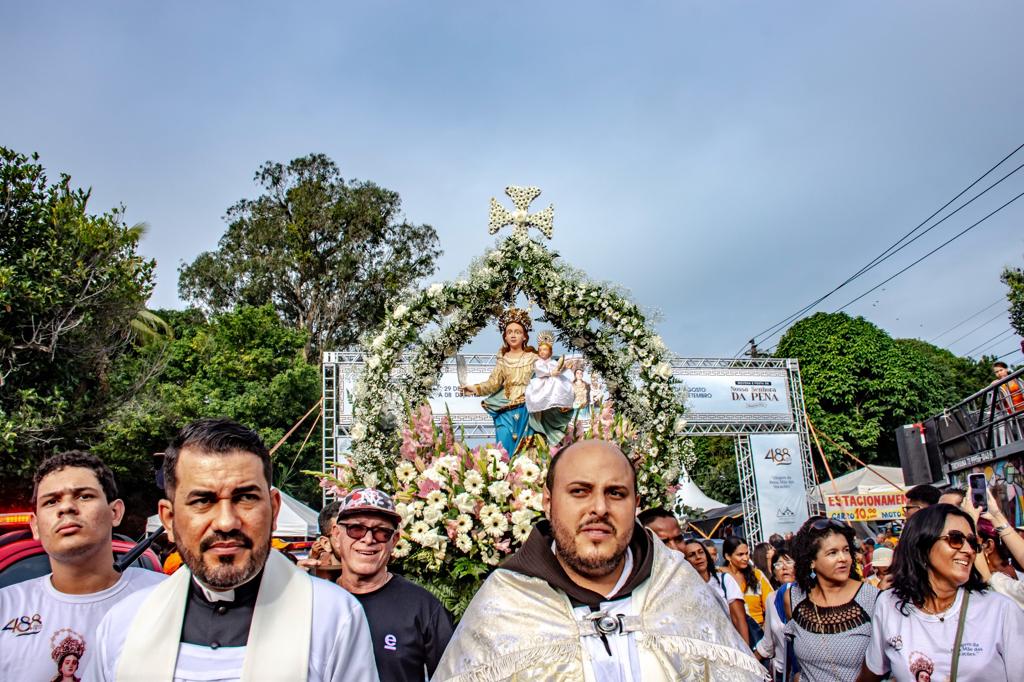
[433,440,763,681]
[86,418,378,681]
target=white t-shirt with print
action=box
[709,570,744,605]
[865,586,1024,682]
[0,567,165,681]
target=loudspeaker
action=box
[896,422,943,486]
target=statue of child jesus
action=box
[524,331,575,414]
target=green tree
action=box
[96,305,323,527]
[776,312,988,473]
[0,147,156,492]
[689,436,740,504]
[178,154,442,361]
[1003,263,1024,342]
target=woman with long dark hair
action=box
[784,517,878,681]
[858,504,1024,681]
[681,537,749,643]
[753,542,777,588]
[720,536,772,647]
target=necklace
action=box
[920,593,956,621]
[812,599,841,681]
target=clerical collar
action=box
[191,569,262,604]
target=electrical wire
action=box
[943,308,1011,348]
[832,189,1024,314]
[741,141,1024,354]
[995,346,1023,361]
[928,297,1006,343]
[962,327,1015,357]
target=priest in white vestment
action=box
[86,418,379,682]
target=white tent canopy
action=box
[146,489,320,539]
[810,465,907,504]
[675,471,727,512]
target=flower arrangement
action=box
[348,231,691,498]
[313,404,547,615]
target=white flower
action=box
[673,417,687,434]
[396,461,417,484]
[425,490,446,507]
[418,529,444,548]
[427,282,445,297]
[464,470,485,495]
[435,455,459,471]
[423,505,444,525]
[487,480,512,501]
[517,489,542,510]
[454,492,478,514]
[455,534,473,553]
[478,503,500,520]
[455,514,473,534]
[655,362,672,379]
[419,467,445,484]
[483,513,509,537]
[515,459,541,483]
[512,522,532,543]
[510,509,534,526]
[366,355,381,370]
[350,423,367,441]
[410,500,425,514]
[395,503,411,526]
[362,472,379,488]
[371,334,386,350]
[482,550,500,566]
[410,520,430,537]
[651,335,667,352]
[393,304,409,319]
[391,538,412,558]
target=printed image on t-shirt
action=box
[49,627,86,682]
[907,651,934,682]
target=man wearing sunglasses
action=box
[334,488,454,682]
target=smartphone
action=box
[967,473,987,512]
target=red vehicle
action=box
[0,512,161,589]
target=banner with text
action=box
[825,492,906,522]
[677,370,792,423]
[749,433,809,538]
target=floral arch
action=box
[349,187,692,508]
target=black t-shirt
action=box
[351,573,454,682]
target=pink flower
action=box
[445,519,459,541]
[400,429,419,461]
[667,484,681,495]
[414,404,434,443]
[318,477,331,489]
[440,416,455,449]
[495,538,511,553]
[417,478,441,498]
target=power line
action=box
[963,327,1014,357]
[832,189,1024,314]
[996,346,1023,361]
[744,142,1024,352]
[929,297,1006,343]
[943,308,1010,348]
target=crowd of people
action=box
[639,482,1024,681]
[3,418,1024,681]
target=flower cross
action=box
[488,185,554,239]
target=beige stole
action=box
[115,549,312,681]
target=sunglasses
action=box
[938,530,980,553]
[809,518,847,532]
[338,522,397,543]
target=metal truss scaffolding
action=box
[322,353,817,538]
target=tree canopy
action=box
[1003,263,1024,343]
[178,154,442,360]
[775,312,990,473]
[0,147,156,490]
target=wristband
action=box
[994,524,1011,535]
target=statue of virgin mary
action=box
[461,308,573,455]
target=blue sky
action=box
[3,2,1023,359]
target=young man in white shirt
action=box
[0,451,165,680]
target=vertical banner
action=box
[748,434,809,538]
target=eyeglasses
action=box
[902,504,924,514]
[773,557,795,568]
[938,530,980,552]
[337,522,397,543]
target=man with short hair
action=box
[938,488,966,506]
[903,483,941,519]
[636,507,685,552]
[434,440,762,680]
[333,488,454,681]
[0,451,165,680]
[298,499,343,579]
[703,538,720,566]
[87,418,378,681]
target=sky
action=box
[3,2,1023,361]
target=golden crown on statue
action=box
[498,307,532,334]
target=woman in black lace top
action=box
[784,517,879,682]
